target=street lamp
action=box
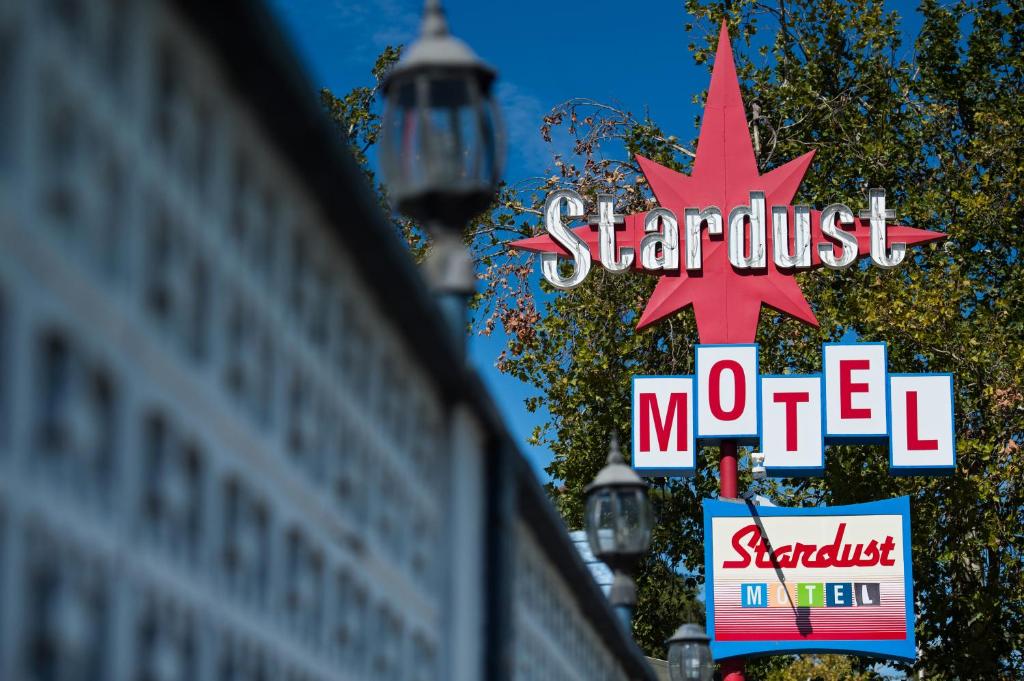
[379,0,504,352]
[666,623,714,681]
[584,432,653,629]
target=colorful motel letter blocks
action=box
[631,342,955,477]
[704,497,916,660]
[739,581,882,609]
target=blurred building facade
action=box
[0,1,653,680]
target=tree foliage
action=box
[321,45,427,258]
[321,45,401,180]
[328,1,1024,676]
[472,0,1024,677]
[760,654,884,681]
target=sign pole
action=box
[718,440,746,681]
[719,441,739,499]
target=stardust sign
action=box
[511,23,946,345]
[704,497,916,661]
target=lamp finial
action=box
[421,0,449,38]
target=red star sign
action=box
[511,22,945,344]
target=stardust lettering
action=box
[721,523,897,570]
[538,189,904,288]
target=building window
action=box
[371,603,403,679]
[144,207,175,324]
[283,528,323,646]
[411,632,438,681]
[254,332,274,428]
[0,289,8,449]
[140,412,203,564]
[102,0,130,94]
[0,24,18,173]
[154,42,181,156]
[223,294,274,429]
[333,293,352,381]
[229,153,250,247]
[36,333,70,453]
[218,634,268,681]
[288,233,309,326]
[190,101,213,201]
[286,370,322,480]
[332,568,354,667]
[44,0,89,49]
[221,477,270,608]
[144,207,208,364]
[97,154,126,283]
[346,580,370,674]
[376,463,402,560]
[33,331,118,507]
[332,418,354,518]
[22,531,108,681]
[309,265,329,350]
[40,85,81,234]
[348,310,369,393]
[254,190,279,285]
[411,512,431,585]
[334,425,370,526]
[223,297,248,399]
[0,506,4,673]
[186,256,209,362]
[135,596,196,681]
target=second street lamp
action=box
[584,433,653,630]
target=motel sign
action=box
[632,342,955,477]
[510,19,952,666]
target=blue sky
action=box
[267,0,924,478]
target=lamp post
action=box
[379,0,504,356]
[666,623,714,681]
[584,433,653,630]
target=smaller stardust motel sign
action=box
[704,497,915,660]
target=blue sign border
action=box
[703,496,916,662]
[887,373,956,476]
[695,344,761,446]
[822,341,890,443]
[631,374,697,477]
[757,373,826,477]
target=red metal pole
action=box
[718,440,746,681]
[719,440,739,499]
[721,659,746,681]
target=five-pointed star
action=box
[511,22,945,344]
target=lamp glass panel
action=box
[380,79,421,198]
[615,488,653,555]
[425,76,473,187]
[585,489,618,558]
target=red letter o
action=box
[709,359,746,420]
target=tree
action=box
[320,45,400,181]
[321,45,427,259]
[472,0,1024,677]
[328,2,1024,673]
[760,654,884,681]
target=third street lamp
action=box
[666,622,714,681]
[584,433,653,630]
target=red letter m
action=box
[639,393,688,452]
